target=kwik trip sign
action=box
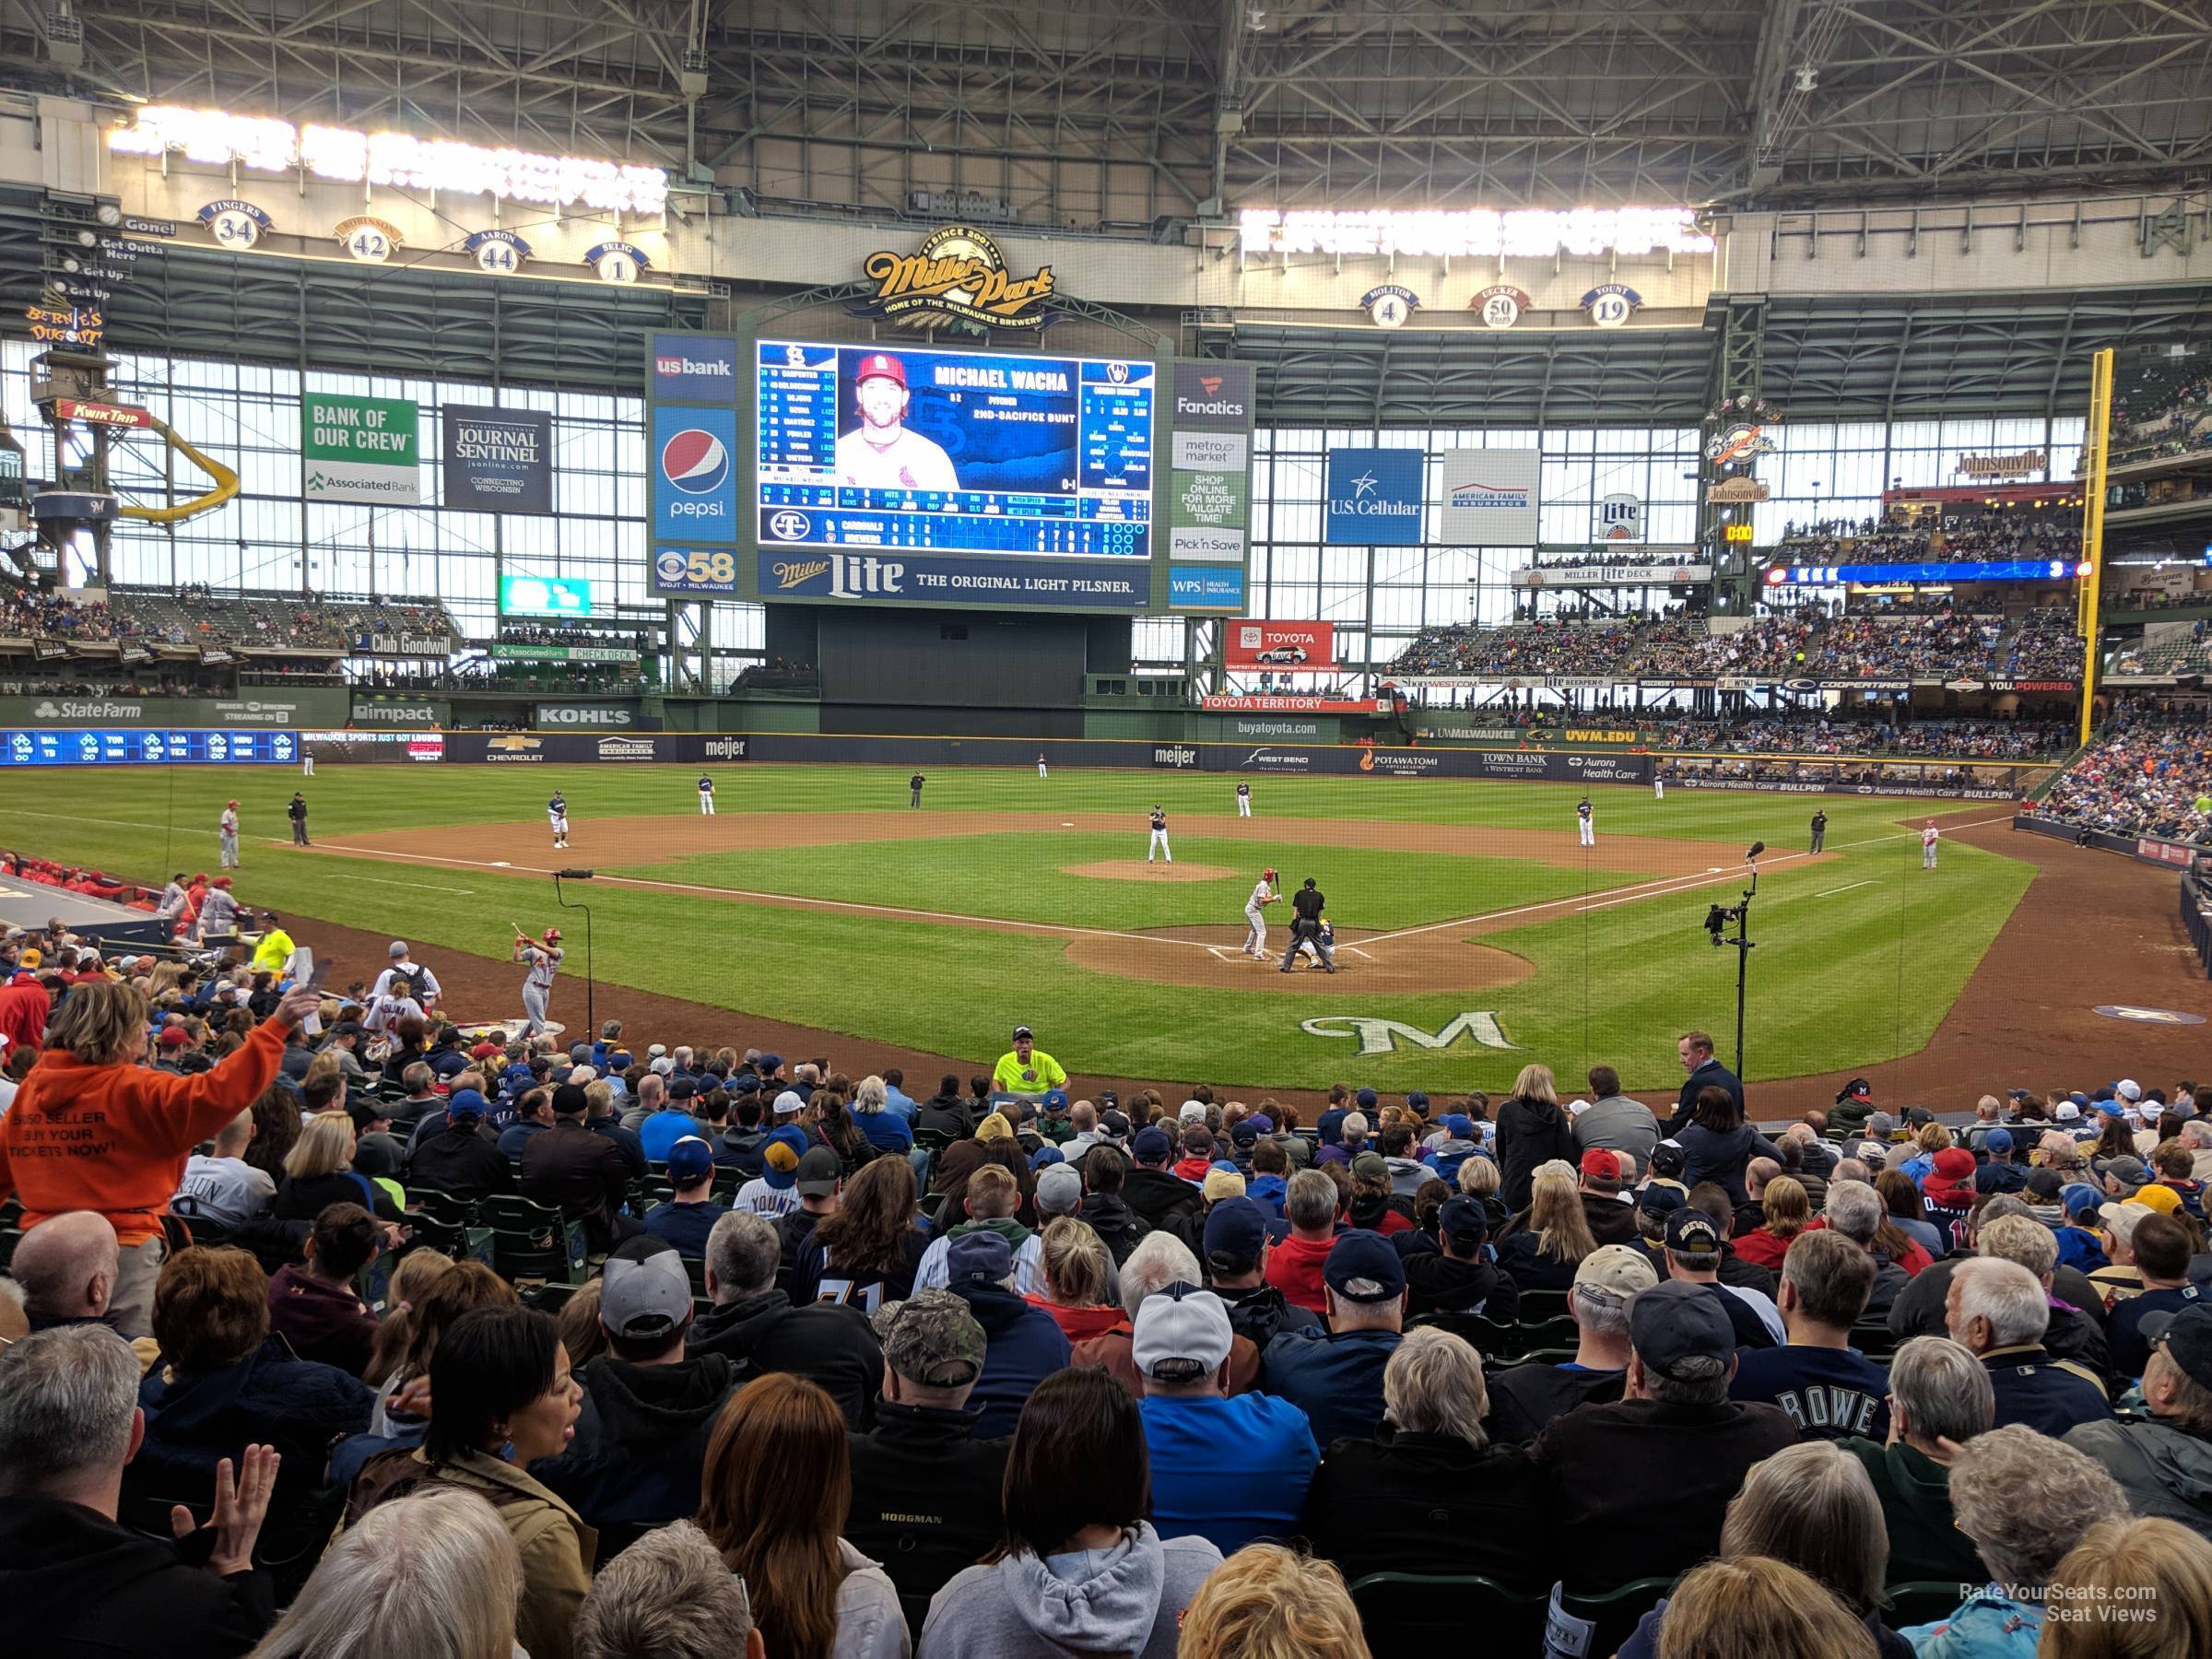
[860,225,1054,329]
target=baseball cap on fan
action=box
[598,1238,694,1341]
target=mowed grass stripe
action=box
[0,764,2029,1090]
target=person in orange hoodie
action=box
[0,975,320,1339]
[1262,1168,1346,1314]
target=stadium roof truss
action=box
[6,3,2209,221]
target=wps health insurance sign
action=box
[302,393,419,504]
[1324,448,1424,545]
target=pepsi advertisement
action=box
[754,339,1151,559]
[3,729,299,766]
[652,404,739,543]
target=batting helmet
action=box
[543,927,562,944]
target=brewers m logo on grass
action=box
[860,225,1054,329]
[1300,1011,1520,1057]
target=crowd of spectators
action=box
[2104,373,2212,468]
[1649,716,2074,760]
[0,582,129,641]
[497,623,651,653]
[2041,709,2212,847]
[1,583,460,656]
[6,927,2212,1656]
[1777,511,2083,569]
[1395,604,2075,685]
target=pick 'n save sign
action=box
[301,392,420,504]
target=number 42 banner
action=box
[654,547,738,594]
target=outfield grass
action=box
[0,762,2031,1090]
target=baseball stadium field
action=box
[0,761,2035,1093]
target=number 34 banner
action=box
[653,547,738,594]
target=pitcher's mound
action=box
[1065,924,1535,994]
[1065,860,1236,883]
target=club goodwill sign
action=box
[442,405,553,513]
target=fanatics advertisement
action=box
[1440,449,1540,545]
[1171,363,1253,430]
[1324,448,1425,545]
[442,405,553,513]
[1224,620,1336,671]
[1165,357,1253,591]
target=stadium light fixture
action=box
[109,107,669,216]
[1239,208,1713,259]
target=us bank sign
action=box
[1300,1011,1520,1057]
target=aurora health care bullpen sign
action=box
[302,392,420,504]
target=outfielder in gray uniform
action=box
[219,800,241,868]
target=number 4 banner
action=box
[653,547,739,594]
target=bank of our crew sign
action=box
[301,393,420,505]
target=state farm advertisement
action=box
[1201,694,1379,713]
[1225,619,1335,671]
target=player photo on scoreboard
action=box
[833,344,1081,496]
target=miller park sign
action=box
[858,225,1054,330]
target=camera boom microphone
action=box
[553,868,595,880]
[1746,841,1765,861]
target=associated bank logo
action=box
[661,429,731,494]
[651,335,738,401]
[768,511,811,541]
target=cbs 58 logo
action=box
[655,549,736,589]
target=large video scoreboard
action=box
[757,341,1151,559]
[645,329,1249,613]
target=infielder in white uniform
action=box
[1577,797,1595,848]
[1243,867,1279,959]
[1236,782,1253,818]
[1147,805,1171,864]
[1038,752,1049,780]
[366,940,441,1033]
[514,927,564,1034]
[218,800,241,869]
[835,352,959,492]
[547,791,570,850]
[1653,768,1666,801]
[301,750,314,777]
[1923,821,1939,869]
[697,773,716,816]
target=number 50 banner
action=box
[653,547,739,594]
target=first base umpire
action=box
[1280,877,1336,973]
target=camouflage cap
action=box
[872,1288,986,1389]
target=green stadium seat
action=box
[1552,1576,1677,1657]
[1347,1571,1547,1658]
[406,1188,475,1227]
[1885,1582,1966,1629]
[1852,1322,1902,1359]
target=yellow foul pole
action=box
[2077,346,2113,748]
